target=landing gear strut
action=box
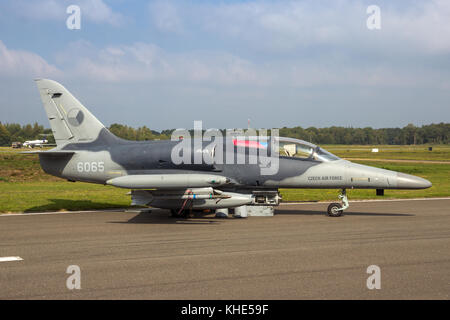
[327,189,349,217]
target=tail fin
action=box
[35,79,108,145]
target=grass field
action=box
[0,182,130,213]
[1,145,449,213]
[322,144,450,161]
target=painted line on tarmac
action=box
[1,198,449,215]
[0,256,23,262]
[281,197,450,205]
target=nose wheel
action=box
[327,189,349,217]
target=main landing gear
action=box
[327,189,349,217]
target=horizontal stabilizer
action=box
[20,150,75,155]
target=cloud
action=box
[54,40,266,85]
[3,1,450,90]
[80,0,124,26]
[50,38,450,90]
[200,1,352,51]
[0,40,61,77]
[0,0,448,129]
[150,0,450,56]
[384,0,450,54]
[149,1,183,33]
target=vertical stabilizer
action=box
[35,79,108,145]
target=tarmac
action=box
[0,198,449,299]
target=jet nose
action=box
[396,172,432,189]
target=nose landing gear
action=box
[327,189,349,217]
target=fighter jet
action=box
[27,79,432,217]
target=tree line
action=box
[0,122,448,146]
[278,123,450,145]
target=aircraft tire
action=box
[327,203,343,217]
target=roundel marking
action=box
[67,108,84,126]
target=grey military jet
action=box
[28,79,432,217]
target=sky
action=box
[0,0,449,131]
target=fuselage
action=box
[38,130,432,191]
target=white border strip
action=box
[0,256,23,262]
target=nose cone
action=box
[396,172,432,189]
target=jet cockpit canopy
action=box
[276,137,340,162]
